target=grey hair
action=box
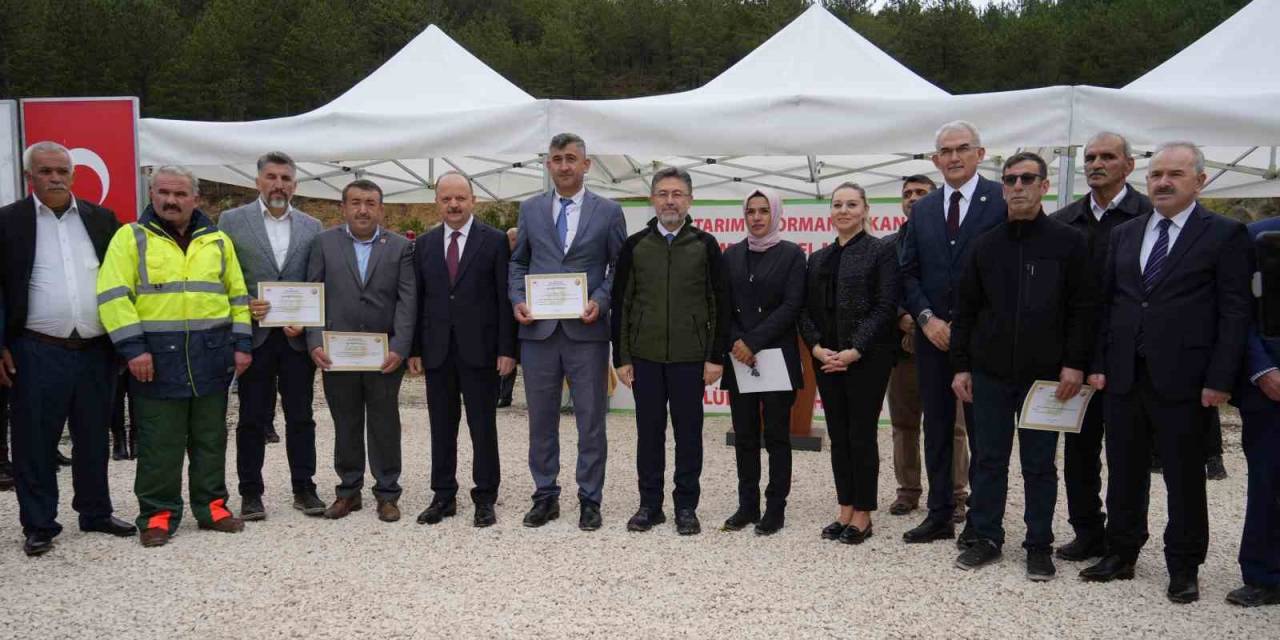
[651,166,693,195]
[1152,141,1206,174]
[22,141,73,172]
[434,170,474,196]
[549,132,586,155]
[150,165,200,195]
[934,120,983,149]
[1086,131,1133,158]
[256,151,297,173]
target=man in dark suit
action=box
[408,173,516,528]
[1049,132,1151,562]
[898,121,1007,546]
[0,141,136,556]
[1081,142,1252,604]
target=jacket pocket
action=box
[691,314,707,352]
[1022,260,1062,312]
[145,333,187,390]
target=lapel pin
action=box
[980,196,987,202]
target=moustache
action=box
[162,204,181,212]
[1089,170,1107,177]
[1154,187,1177,195]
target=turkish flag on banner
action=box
[21,97,141,223]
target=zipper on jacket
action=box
[1013,238,1024,380]
[151,223,201,396]
[665,233,672,362]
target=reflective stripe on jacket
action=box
[97,206,252,398]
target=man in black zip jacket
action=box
[950,152,1098,580]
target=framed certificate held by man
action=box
[525,273,588,320]
[258,282,325,327]
[322,331,388,371]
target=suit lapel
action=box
[279,211,308,275]
[452,222,483,289]
[1148,206,1210,295]
[567,192,595,258]
[18,197,37,282]
[339,230,364,287]
[247,204,280,275]
[951,178,995,261]
[1126,213,1151,290]
[363,232,389,286]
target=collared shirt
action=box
[442,215,475,260]
[1140,202,1196,270]
[344,225,382,283]
[27,194,105,338]
[550,187,586,250]
[942,172,980,228]
[259,198,293,270]
[1089,185,1129,222]
[659,221,685,242]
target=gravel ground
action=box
[0,378,1274,639]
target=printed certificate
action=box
[1018,380,1096,433]
[322,331,388,372]
[258,282,325,327]
[526,273,588,320]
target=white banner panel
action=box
[0,101,19,206]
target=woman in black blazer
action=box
[798,182,900,544]
[720,188,807,535]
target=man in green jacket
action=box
[612,166,730,535]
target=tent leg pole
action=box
[1056,147,1076,209]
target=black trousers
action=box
[323,368,405,501]
[633,358,704,511]
[425,342,500,505]
[0,385,9,461]
[815,350,893,510]
[236,330,317,498]
[1063,390,1105,539]
[1104,362,1209,574]
[728,389,794,510]
[915,332,977,523]
[498,369,517,404]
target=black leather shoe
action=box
[754,507,784,536]
[265,427,281,444]
[903,518,954,544]
[626,507,666,532]
[955,539,1002,570]
[522,498,560,528]
[1206,455,1228,480]
[241,496,266,521]
[81,516,137,537]
[579,502,602,531]
[722,507,760,532]
[497,397,513,408]
[473,503,496,528]
[1167,572,1200,604]
[292,491,326,516]
[838,522,872,545]
[675,508,701,535]
[1026,551,1056,581]
[1055,535,1106,561]
[0,464,13,491]
[821,521,847,540]
[55,450,72,466]
[956,522,977,551]
[23,534,54,557]
[1079,555,1136,582]
[417,498,457,525]
[1226,584,1280,607]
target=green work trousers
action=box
[133,394,233,532]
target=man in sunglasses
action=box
[949,152,1097,580]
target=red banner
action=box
[21,98,141,222]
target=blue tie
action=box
[556,197,572,250]
[665,232,675,245]
[1142,218,1172,293]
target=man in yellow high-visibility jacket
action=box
[97,165,253,547]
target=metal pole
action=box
[1056,146,1076,209]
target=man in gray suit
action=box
[219,152,325,521]
[306,179,416,524]
[510,133,627,531]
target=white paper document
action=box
[730,348,793,393]
[1018,380,1096,434]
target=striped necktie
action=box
[1142,217,1173,293]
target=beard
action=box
[658,211,684,227]
[268,195,289,209]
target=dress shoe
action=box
[721,507,760,532]
[955,539,1002,571]
[579,502,602,531]
[55,450,72,467]
[1225,584,1280,607]
[903,518,954,544]
[240,496,266,521]
[81,516,137,537]
[888,498,917,516]
[674,508,701,535]
[522,498,560,528]
[377,499,400,523]
[198,516,245,533]
[821,521,847,540]
[1055,535,1106,561]
[0,464,13,491]
[496,397,513,408]
[417,498,457,525]
[1079,555,1136,582]
[139,527,169,547]
[473,503,496,528]
[1026,551,1056,581]
[1205,455,1228,480]
[23,534,54,557]
[324,495,363,520]
[956,523,978,551]
[1167,572,1200,604]
[754,507,785,536]
[293,491,326,516]
[838,523,872,545]
[265,427,281,444]
[626,507,666,532]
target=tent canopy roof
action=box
[1126,0,1278,92]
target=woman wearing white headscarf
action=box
[720,188,807,535]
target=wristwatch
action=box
[918,309,935,327]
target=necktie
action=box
[556,197,572,250]
[446,230,461,285]
[1142,218,1172,293]
[665,232,675,245]
[947,190,962,241]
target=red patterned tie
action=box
[447,230,460,285]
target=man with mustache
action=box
[611,166,730,535]
[218,151,325,521]
[1048,132,1150,562]
[0,141,135,556]
[1081,142,1251,604]
[98,165,254,547]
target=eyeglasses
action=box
[1001,173,1044,186]
[653,190,689,200]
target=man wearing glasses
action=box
[949,152,1097,580]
